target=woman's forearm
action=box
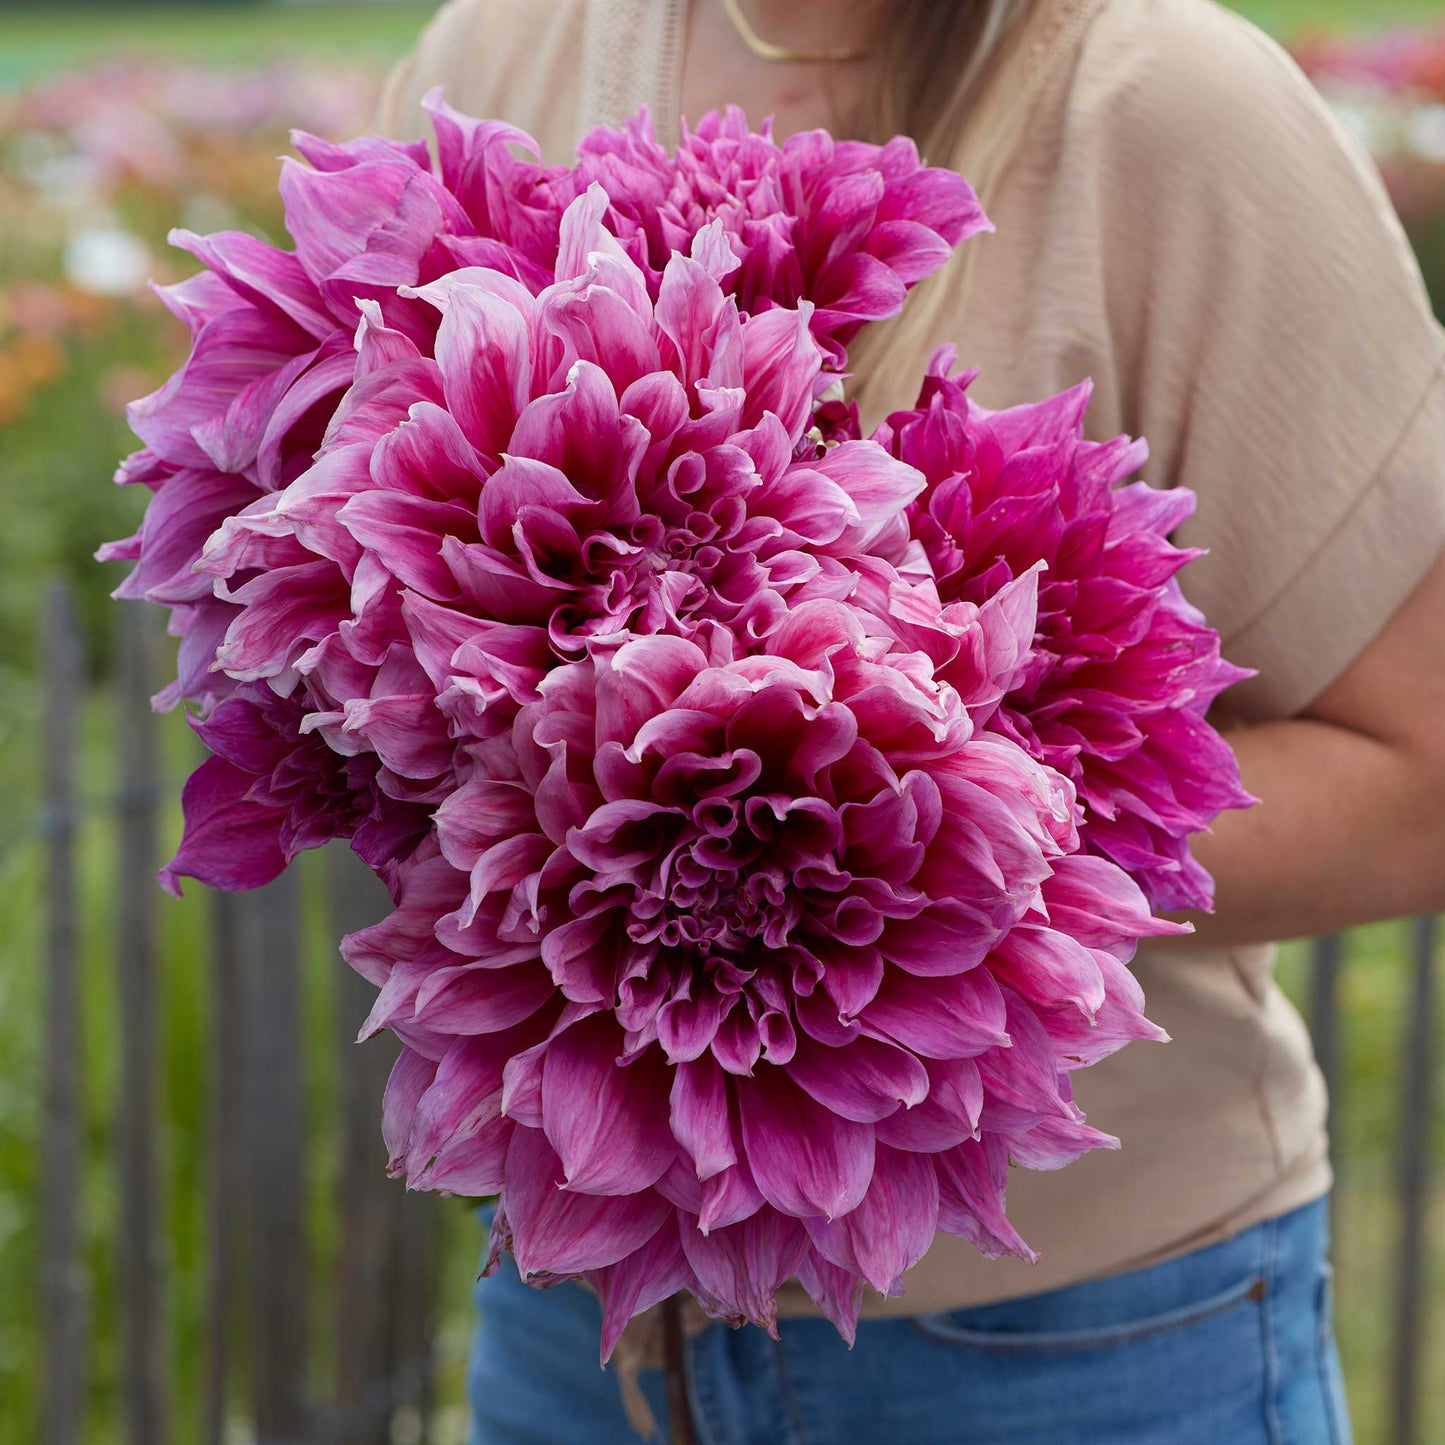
[1165,716,1445,947]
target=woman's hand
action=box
[1170,548,1445,946]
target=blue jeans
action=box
[467,1195,1350,1444]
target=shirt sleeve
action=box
[1077,0,1445,722]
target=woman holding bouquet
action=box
[374,2,1445,1440]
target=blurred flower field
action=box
[1295,24,1445,307]
[0,58,380,671]
[0,5,1442,1443]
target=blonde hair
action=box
[844,0,1052,421]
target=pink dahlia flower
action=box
[96,97,566,716]
[874,353,1253,912]
[367,598,1176,1349]
[572,106,990,367]
[171,193,925,886]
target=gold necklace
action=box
[720,0,869,64]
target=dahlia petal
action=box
[878,899,1001,977]
[213,560,349,682]
[338,492,476,600]
[874,1055,983,1153]
[975,994,1075,1122]
[410,963,553,1035]
[698,1156,767,1233]
[862,966,1010,1058]
[738,1071,875,1221]
[934,1134,1037,1263]
[669,1053,735,1181]
[1042,951,1170,1067]
[806,1144,939,1296]
[738,305,822,440]
[381,1048,438,1173]
[795,1249,864,1346]
[404,1037,531,1195]
[679,1208,809,1335]
[990,924,1108,1020]
[421,90,553,242]
[506,1127,670,1276]
[158,755,288,897]
[1008,1114,1120,1171]
[786,1035,928,1124]
[809,442,925,555]
[657,984,733,1065]
[338,847,468,985]
[424,279,532,461]
[541,1016,675,1194]
[169,227,334,340]
[655,249,742,387]
[586,1226,695,1362]
[501,1039,547,1128]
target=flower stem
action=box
[661,1295,696,1445]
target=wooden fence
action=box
[32,575,1443,1442]
[39,582,439,1445]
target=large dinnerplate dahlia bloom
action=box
[160,193,927,892]
[572,106,989,367]
[366,598,1177,1348]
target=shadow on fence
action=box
[32,573,1442,1443]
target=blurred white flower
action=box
[8,132,100,211]
[1327,92,1395,156]
[1404,103,1445,164]
[63,225,151,296]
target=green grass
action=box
[1237,0,1441,36]
[0,0,1440,94]
[0,2,440,90]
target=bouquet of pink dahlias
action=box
[98,96,1250,1352]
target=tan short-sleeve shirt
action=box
[374,0,1445,1314]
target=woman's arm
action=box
[1173,548,1445,946]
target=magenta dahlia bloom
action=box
[364,598,1176,1349]
[874,352,1253,912]
[96,98,566,713]
[182,194,924,812]
[572,106,989,367]
[160,683,431,895]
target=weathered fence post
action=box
[1309,934,1344,1181]
[115,601,167,1445]
[328,843,437,1445]
[1391,914,1438,1445]
[236,870,311,1443]
[330,843,400,1445]
[388,1188,437,1445]
[40,576,88,1445]
[204,889,244,1445]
